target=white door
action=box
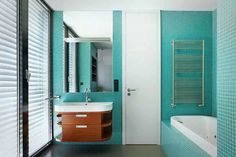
[124,12,161,144]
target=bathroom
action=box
[0,0,235,157]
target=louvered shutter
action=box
[28,0,51,155]
[0,0,19,157]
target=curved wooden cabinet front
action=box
[60,111,112,142]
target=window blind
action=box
[0,0,19,157]
[63,26,67,92]
[28,0,51,155]
[68,31,77,92]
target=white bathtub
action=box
[171,115,217,157]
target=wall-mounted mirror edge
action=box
[64,37,111,43]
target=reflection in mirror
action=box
[95,42,113,92]
[63,11,113,93]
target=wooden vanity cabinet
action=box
[59,111,112,142]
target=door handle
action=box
[127,88,136,92]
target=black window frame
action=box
[19,0,53,156]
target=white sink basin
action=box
[55,102,113,112]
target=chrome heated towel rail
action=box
[171,40,204,108]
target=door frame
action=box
[122,10,162,145]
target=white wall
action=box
[46,0,216,11]
[97,49,112,92]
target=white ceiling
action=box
[45,0,217,11]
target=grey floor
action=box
[38,144,167,157]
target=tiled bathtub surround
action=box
[217,0,236,156]
[161,121,210,157]
[161,11,217,157]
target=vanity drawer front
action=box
[61,111,112,125]
[62,113,101,124]
[62,124,101,141]
[62,112,101,124]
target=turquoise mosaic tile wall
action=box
[161,121,210,157]
[52,11,64,137]
[161,11,213,120]
[52,11,122,144]
[212,10,217,117]
[217,0,236,156]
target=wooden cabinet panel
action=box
[59,111,112,142]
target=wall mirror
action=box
[63,11,113,93]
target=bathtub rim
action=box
[171,115,217,157]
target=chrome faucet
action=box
[84,88,91,103]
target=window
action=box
[0,0,19,157]
[0,1,52,156]
[28,0,51,155]
[63,25,68,92]
[68,31,77,92]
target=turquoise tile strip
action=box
[52,11,64,137]
[52,11,123,144]
[217,0,236,156]
[113,11,122,92]
[161,11,213,120]
[52,11,63,98]
[212,10,217,117]
[161,121,210,157]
